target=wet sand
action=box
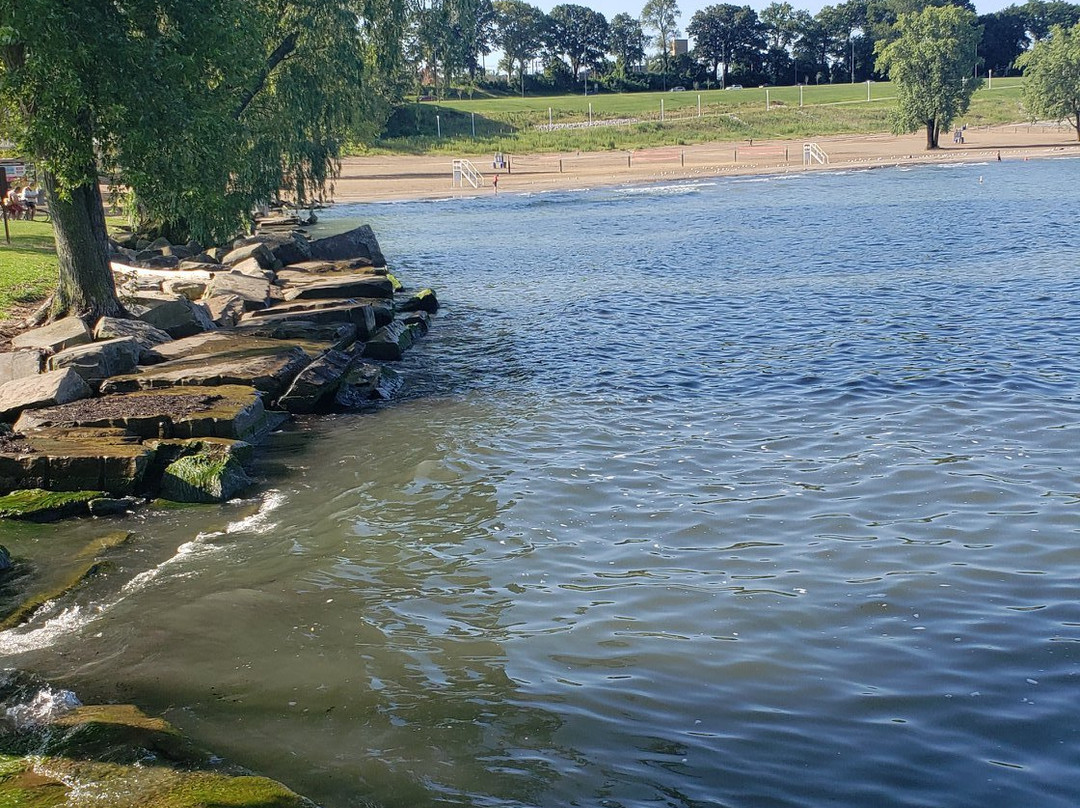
[330,123,1080,203]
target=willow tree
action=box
[0,0,403,321]
[1017,22,1080,140]
[875,5,983,150]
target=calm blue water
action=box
[3,158,1080,808]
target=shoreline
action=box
[330,124,1080,204]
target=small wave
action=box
[226,490,286,534]
[618,181,715,196]
[4,686,82,729]
[0,605,96,656]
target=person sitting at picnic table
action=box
[20,182,39,220]
[3,184,26,219]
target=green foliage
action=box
[1017,22,1080,139]
[0,0,403,245]
[875,5,984,148]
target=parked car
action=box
[671,86,686,92]
[724,84,743,90]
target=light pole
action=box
[850,37,855,83]
[583,53,588,97]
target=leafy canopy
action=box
[1016,22,1080,139]
[875,4,983,148]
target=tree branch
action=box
[233,30,299,120]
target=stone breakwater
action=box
[0,224,439,520]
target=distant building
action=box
[670,39,688,57]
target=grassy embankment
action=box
[371,76,1026,154]
[0,78,1028,320]
[0,218,58,321]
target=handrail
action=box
[802,142,829,166]
[452,158,484,189]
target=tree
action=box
[688,4,764,86]
[979,8,1029,76]
[609,12,647,76]
[761,2,803,83]
[547,4,609,80]
[875,4,983,148]
[641,0,681,85]
[1017,22,1080,140]
[493,0,545,80]
[1021,0,1080,41]
[0,0,402,320]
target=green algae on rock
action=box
[0,489,105,522]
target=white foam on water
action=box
[4,686,82,729]
[0,491,287,655]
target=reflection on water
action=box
[3,160,1080,808]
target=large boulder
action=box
[240,301,379,339]
[127,294,216,339]
[334,362,402,408]
[0,349,45,384]
[11,316,92,354]
[231,320,357,350]
[221,241,275,269]
[0,488,105,521]
[203,294,246,328]
[398,288,440,314]
[14,385,288,443]
[157,439,253,503]
[307,224,386,266]
[234,233,312,266]
[277,349,353,414]
[161,277,208,301]
[361,320,417,361]
[0,427,153,495]
[101,339,314,399]
[47,337,142,386]
[93,316,173,358]
[283,274,394,301]
[202,270,272,309]
[0,369,92,421]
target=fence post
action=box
[471,112,475,138]
[765,89,770,110]
[559,159,563,173]
[734,148,737,163]
[698,94,702,117]
[549,107,553,127]
[627,153,631,168]
[681,151,684,167]
[661,99,664,121]
[589,102,593,124]
[785,147,789,161]
[436,115,441,138]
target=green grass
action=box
[0,218,58,318]
[372,77,1028,155]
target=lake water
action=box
[3,158,1080,808]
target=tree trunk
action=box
[925,120,939,150]
[1074,112,1080,141]
[43,168,125,321]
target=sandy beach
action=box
[330,123,1080,203]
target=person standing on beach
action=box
[493,174,498,193]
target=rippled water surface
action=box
[4,160,1080,808]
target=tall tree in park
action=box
[609,13,648,76]
[641,0,681,83]
[547,4,610,80]
[979,8,1030,76]
[493,0,546,80]
[688,4,764,86]
[761,2,805,83]
[1021,0,1080,41]
[0,0,403,321]
[1017,22,1080,140]
[875,4,983,149]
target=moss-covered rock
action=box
[0,489,104,522]
[159,441,253,503]
[0,700,312,808]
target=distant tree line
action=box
[404,0,1080,95]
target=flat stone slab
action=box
[0,369,92,421]
[203,270,272,309]
[15,385,287,443]
[398,288,440,314]
[102,340,313,399]
[361,320,416,361]
[0,349,45,384]
[240,301,378,339]
[93,316,173,357]
[48,337,142,385]
[222,241,275,269]
[0,427,153,495]
[11,316,92,353]
[127,293,216,338]
[282,274,393,301]
[230,320,357,350]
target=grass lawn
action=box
[0,218,58,320]
[372,77,1027,155]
